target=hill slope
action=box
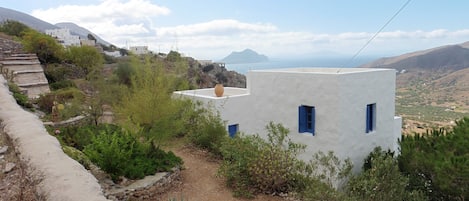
[0,7,58,31]
[360,43,469,72]
[361,41,469,133]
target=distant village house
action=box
[129,46,149,55]
[45,28,80,47]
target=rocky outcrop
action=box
[186,57,246,88]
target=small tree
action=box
[65,45,103,79]
[116,56,191,147]
[21,29,64,64]
[399,117,469,201]
[0,20,31,37]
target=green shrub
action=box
[295,151,353,201]
[57,124,119,150]
[219,122,307,197]
[399,117,469,201]
[219,133,261,197]
[347,147,425,201]
[36,88,85,114]
[8,83,32,108]
[187,105,227,155]
[62,145,92,169]
[219,122,353,199]
[50,80,76,90]
[83,128,182,181]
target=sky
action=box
[1,0,469,60]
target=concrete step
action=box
[17,81,49,87]
[13,73,48,84]
[13,70,44,74]
[9,53,37,57]
[1,60,41,65]
[18,84,51,99]
[1,64,43,71]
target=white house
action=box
[129,46,149,55]
[174,67,402,172]
[45,28,81,46]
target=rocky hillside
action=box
[361,41,469,133]
[186,57,246,88]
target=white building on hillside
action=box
[174,68,402,172]
[45,28,80,46]
[129,46,149,55]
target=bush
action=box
[50,80,76,90]
[62,145,92,169]
[219,133,261,197]
[186,104,227,155]
[296,151,353,201]
[218,122,353,199]
[36,88,85,113]
[57,124,120,150]
[347,147,425,201]
[399,117,469,201]
[8,83,32,108]
[219,122,307,197]
[83,128,182,181]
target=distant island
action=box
[221,49,269,64]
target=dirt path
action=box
[158,145,285,201]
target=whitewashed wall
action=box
[175,68,401,172]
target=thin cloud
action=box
[156,19,277,36]
[31,0,170,36]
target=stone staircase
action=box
[0,53,50,99]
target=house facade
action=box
[129,46,149,55]
[45,28,81,46]
[174,68,402,171]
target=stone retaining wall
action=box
[0,75,109,201]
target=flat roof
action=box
[250,67,391,74]
[174,87,248,99]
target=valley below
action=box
[395,68,469,134]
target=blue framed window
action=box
[228,124,239,138]
[366,103,376,133]
[299,105,315,135]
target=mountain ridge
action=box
[360,42,469,72]
[0,7,58,31]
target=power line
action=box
[342,0,412,68]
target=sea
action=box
[223,56,378,74]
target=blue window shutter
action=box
[366,104,371,133]
[228,124,238,138]
[311,107,315,135]
[299,106,306,133]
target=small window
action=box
[228,124,239,138]
[366,103,376,133]
[299,105,315,135]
